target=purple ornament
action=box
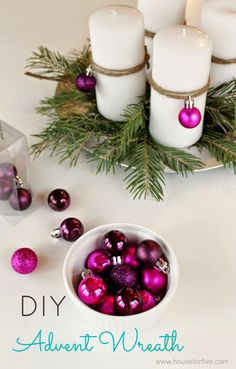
[140,290,156,313]
[0,178,13,200]
[179,97,201,129]
[75,74,96,93]
[86,249,111,274]
[104,230,128,256]
[108,264,139,291]
[122,245,139,268]
[96,294,116,315]
[136,239,163,267]
[115,288,142,315]
[60,217,84,242]
[48,188,70,211]
[141,267,167,293]
[11,248,38,274]
[78,275,106,306]
[0,162,17,179]
[9,188,32,211]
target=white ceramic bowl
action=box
[63,223,179,332]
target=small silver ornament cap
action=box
[81,268,93,279]
[86,64,94,77]
[185,96,194,109]
[50,228,61,239]
[112,256,122,265]
[14,175,23,188]
[156,257,170,274]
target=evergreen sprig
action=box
[26,45,236,201]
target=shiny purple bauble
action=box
[0,162,17,179]
[136,239,163,267]
[140,290,156,313]
[48,189,70,211]
[178,107,201,129]
[115,288,142,315]
[11,247,38,274]
[75,74,96,93]
[78,275,106,306]
[60,217,84,242]
[9,188,32,211]
[104,230,128,256]
[0,178,13,200]
[108,264,139,291]
[141,267,167,293]
[96,294,115,315]
[122,245,139,268]
[86,249,111,274]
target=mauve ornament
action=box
[0,162,17,179]
[9,188,32,211]
[0,178,13,200]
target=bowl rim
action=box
[63,222,179,321]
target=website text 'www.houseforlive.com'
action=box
[155,358,229,366]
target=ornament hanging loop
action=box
[81,268,94,279]
[86,64,95,77]
[155,257,170,274]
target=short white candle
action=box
[201,0,236,87]
[137,0,186,67]
[89,5,146,122]
[149,26,212,148]
[186,0,204,27]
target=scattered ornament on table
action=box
[136,239,170,274]
[0,162,17,179]
[75,65,96,93]
[0,178,13,200]
[86,249,111,274]
[50,217,84,242]
[47,188,71,211]
[140,290,157,313]
[11,247,38,274]
[107,264,139,292]
[9,187,32,211]
[78,269,106,306]
[141,267,167,293]
[178,96,201,129]
[96,294,116,315]
[115,287,142,316]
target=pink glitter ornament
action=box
[11,248,38,274]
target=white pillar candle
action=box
[89,5,146,122]
[186,0,204,27]
[201,0,236,87]
[137,0,186,67]
[149,26,212,148]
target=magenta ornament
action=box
[178,97,201,129]
[115,288,142,315]
[9,188,32,211]
[78,273,107,306]
[60,217,84,242]
[11,247,38,274]
[0,162,17,179]
[140,290,156,313]
[75,74,96,93]
[0,178,13,200]
[107,264,139,291]
[104,230,128,256]
[96,294,116,315]
[141,267,167,293]
[136,239,163,266]
[122,245,139,268]
[86,249,111,274]
[47,188,71,211]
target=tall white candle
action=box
[201,0,236,87]
[186,0,204,27]
[137,0,186,67]
[89,5,146,122]
[149,26,212,148]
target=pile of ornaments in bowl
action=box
[77,230,170,316]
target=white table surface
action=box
[0,1,235,368]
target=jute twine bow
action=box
[90,47,150,77]
[149,75,210,100]
[212,56,236,65]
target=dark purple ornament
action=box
[122,245,139,268]
[0,162,17,179]
[9,188,32,211]
[86,249,111,274]
[47,188,71,211]
[75,74,96,93]
[0,178,13,200]
[104,230,128,256]
[59,217,84,242]
[107,264,139,291]
[136,239,163,266]
[78,274,106,306]
[115,288,142,315]
[140,290,156,313]
[141,267,167,293]
[96,294,116,315]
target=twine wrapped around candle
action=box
[149,75,210,99]
[212,56,236,65]
[90,47,150,77]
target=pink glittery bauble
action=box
[141,267,167,293]
[140,290,156,313]
[11,248,38,274]
[178,107,201,129]
[78,275,106,306]
[108,264,139,291]
[122,245,139,268]
[96,294,116,315]
[86,249,111,274]
[75,74,96,92]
